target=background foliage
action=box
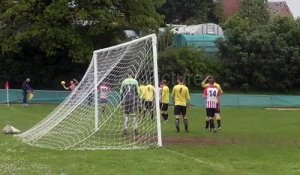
[218,0,300,91]
[158,47,220,87]
[0,0,164,89]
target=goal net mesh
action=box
[16,34,161,150]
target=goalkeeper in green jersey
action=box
[120,72,140,135]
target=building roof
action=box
[171,23,224,35]
[222,0,241,17]
[267,1,293,17]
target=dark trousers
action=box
[23,91,28,104]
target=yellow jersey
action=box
[202,82,223,94]
[144,84,155,101]
[139,85,146,99]
[172,84,190,106]
[161,85,169,104]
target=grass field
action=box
[1,104,300,175]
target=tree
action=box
[238,0,270,26]
[219,16,300,91]
[159,0,219,25]
[0,0,164,88]
[158,47,220,87]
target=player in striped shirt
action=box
[120,73,140,135]
[160,80,169,121]
[203,78,221,132]
[172,77,190,133]
[202,75,223,129]
[144,83,155,120]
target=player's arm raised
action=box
[61,81,69,90]
[201,76,210,88]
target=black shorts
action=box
[124,98,138,114]
[145,101,153,110]
[160,103,168,111]
[174,105,187,116]
[206,108,217,118]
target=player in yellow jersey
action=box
[172,76,190,133]
[202,75,223,130]
[144,82,155,120]
[160,80,170,121]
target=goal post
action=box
[93,53,99,132]
[15,34,162,150]
[152,36,162,147]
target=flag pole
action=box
[5,81,9,107]
[6,88,9,107]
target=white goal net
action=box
[16,34,162,150]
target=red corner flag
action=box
[5,81,9,89]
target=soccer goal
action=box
[16,34,162,150]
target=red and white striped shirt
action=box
[203,85,220,109]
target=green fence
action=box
[190,94,300,107]
[173,34,224,53]
[1,89,300,107]
[0,89,69,104]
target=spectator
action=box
[22,78,33,107]
[62,78,79,91]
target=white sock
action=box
[124,115,129,130]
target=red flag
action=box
[5,81,9,89]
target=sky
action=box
[269,0,300,18]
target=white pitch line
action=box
[165,149,206,164]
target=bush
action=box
[158,47,221,87]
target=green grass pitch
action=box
[1,104,300,175]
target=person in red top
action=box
[62,78,79,91]
[203,78,221,132]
